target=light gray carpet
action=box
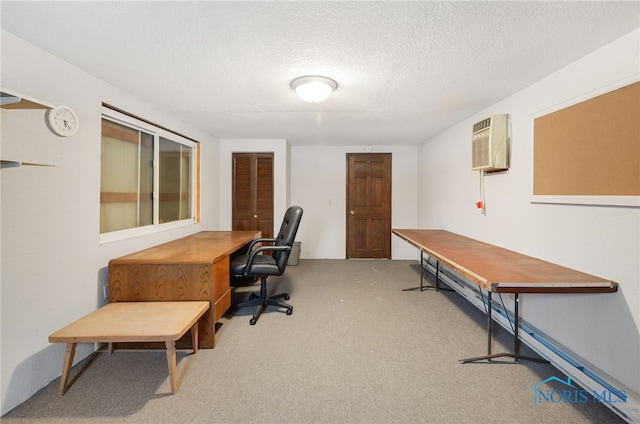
[2,260,624,423]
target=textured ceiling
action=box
[1,1,638,146]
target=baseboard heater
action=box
[421,257,640,423]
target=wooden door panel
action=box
[354,177,366,206]
[350,218,387,256]
[255,156,273,234]
[346,153,391,258]
[353,218,367,249]
[232,155,253,230]
[256,219,274,239]
[232,153,273,239]
[372,177,384,206]
[371,218,385,250]
[233,219,255,231]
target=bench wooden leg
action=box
[191,321,199,354]
[165,341,178,394]
[59,342,77,396]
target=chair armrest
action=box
[246,237,277,254]
[245,245,292,273]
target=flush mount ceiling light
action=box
[290,75,338,103]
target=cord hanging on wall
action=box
[477,171,486,215]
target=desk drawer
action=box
[212,256,231,320]
[214,289,231,322]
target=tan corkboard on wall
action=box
[534,81,640,196]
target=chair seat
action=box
[230,254,280,276]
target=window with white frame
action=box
[100,107,197,238]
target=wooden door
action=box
[346,153,391,258]
[232,153,274,239]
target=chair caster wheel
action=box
[284,294,290,300]
[249,293,258,300]
[250,317,257,325]
[286,308,293,315]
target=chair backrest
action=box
[273,206,303,272]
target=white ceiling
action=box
[1,1,638,146]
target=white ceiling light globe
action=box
[291,76,338,103]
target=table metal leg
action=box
[403,253,453,292]
[488,292,493,356]
[460,293,547,364]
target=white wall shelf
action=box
[1,88,57,168]
[0,88,54,109]
[1,160,55,169]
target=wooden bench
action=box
[48,301,209,395]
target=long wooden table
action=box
[108,231,260,349]
[49,301,209,395]
[392,229,618,363]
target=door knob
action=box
[350,210,354,215]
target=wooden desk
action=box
[49,301,209,395]
[108,231,260,349]
[392,229,618,362]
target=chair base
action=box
[235,277,293,325]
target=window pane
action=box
[100,119,154,233]
[159,137,192,223]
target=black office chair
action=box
[230,206,303,325]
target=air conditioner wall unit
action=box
[471,114,510,171]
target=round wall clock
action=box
[46,105,79,137]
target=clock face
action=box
[47,106,78,137]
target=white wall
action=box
[290,146,418,259]
[0,30,220,415]
[418,29,640,395]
